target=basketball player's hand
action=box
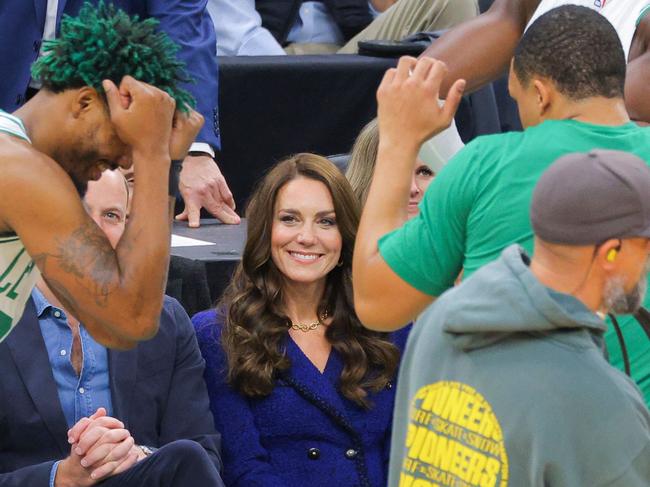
[169,107,204,161]
[377,56,465,152]
[102,76,176,160]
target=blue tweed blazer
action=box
[193,310,409,487]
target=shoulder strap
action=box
[0,110,31,143]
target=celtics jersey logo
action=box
[0,112,38,341]
[0,236,39,341]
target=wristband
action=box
[169,160,182,198]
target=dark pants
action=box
[100,440,225,487]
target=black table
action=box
[166,219,247,317]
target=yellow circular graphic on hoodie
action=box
[399,381,509,487]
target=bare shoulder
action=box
[630,13,650,62]
[0,132,68,182]
[0,132,79,233]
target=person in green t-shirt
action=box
[352,6,650,400]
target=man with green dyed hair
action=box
[0,3,203,348]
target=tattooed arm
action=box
[0,79,203,348]
[0,145,160,347]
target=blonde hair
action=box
[346,118,379,206]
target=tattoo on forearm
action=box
[33,221,117,308]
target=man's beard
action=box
[603,262,650,315]
[51,148,98,198]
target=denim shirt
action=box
[32,287,113,486]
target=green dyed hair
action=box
[31,1,195,110]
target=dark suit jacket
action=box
[0,296,222,487]
[0,0,220,149]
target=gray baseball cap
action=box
[530,150,650,245]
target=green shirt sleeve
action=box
[378,141,479,296]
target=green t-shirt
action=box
[379,119,650,400]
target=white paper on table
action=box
[171,234,215,247]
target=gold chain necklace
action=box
[290,310,329,332]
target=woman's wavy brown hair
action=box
[219,153,399,408]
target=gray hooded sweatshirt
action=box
[388,245,650,487]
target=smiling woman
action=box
[192,153,408,487]
[271,177,343,296]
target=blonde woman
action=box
[346,118,455,217]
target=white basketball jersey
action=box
[526,0,650,60]
[0,111,41,342]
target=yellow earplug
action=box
[607,249,618,262]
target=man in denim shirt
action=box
[0,170,224,487]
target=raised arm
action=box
[626,15,650,125]
[420,0,539,95]
[0,78,202,348]
[352,57,464,331]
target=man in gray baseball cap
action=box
[531,149,650,245]
[530,149,650,319]
[387,150,650,486]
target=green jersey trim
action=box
[0,237,20,243]
[0,310,11,340]
[0,110,31,143]
[0,111,28,132]
[638,5,650,25]
[0,128,30,142]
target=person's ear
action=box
[71,86,101,119]
[532,79,552,118]
[596,238,622,271]
[506,60,516,97]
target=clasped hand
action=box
[56,408,145,487]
